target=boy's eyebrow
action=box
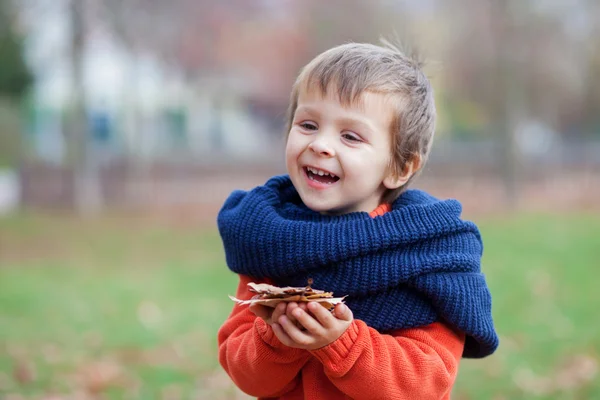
[294,105,320,117]
[338,117,375,135]
[295,106,376,134]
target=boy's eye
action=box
[342,132,362,142]
[300,122,318,131]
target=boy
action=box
[217,41,498,400]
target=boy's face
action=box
[286,86,402,215]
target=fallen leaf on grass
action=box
[514,354,599,396]
[76,359,128,395]
[197,369,253,400]
[13,358,36,385]
[554,354,598,391]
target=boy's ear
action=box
[383,154,422,190]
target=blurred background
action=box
[0,0,598,399]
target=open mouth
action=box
[304,166,340,185]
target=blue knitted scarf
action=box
[217,175,498,358]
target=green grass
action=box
[1,212,599,399]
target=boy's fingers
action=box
[279,315,313,345]
[285,302,298,322]
[291,306,323,335]
[307,302,335,328]
[277,302,287,312]
[333,303,353,321]
[286,302,299,318]
[272,302,287,319]
[271,323,294,346]
[286,302,310,330]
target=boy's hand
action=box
[249,302,288,326]
[271,301,353,350]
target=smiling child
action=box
[217,41,498,400]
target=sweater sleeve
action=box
[310,320,465,400]
[217,275,311,397]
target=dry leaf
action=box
[230,280,346,311]
[13,359,36,385]
[77,360,125,394]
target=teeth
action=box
[307,167,335,177]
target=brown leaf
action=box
[77,360,125,394]
[513,354,599,395]
[231,281,346,310]
[13,359,36,385]
[248,282,327,296]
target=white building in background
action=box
[21,0,271,166]
[0,169,19,215]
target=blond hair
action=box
[286,41,436,198]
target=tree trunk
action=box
[491,0,522,209]
[68,0,102,215]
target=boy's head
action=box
[284,41,436,215]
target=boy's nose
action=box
[308,138,335,157]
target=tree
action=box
[0,0,32,100]
[0,0,32,169]
[67,0,104,215]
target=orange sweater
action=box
[218,204,466,400]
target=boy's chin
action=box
[300,198,334,215]
[302,199,346,216]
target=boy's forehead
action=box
[296,85,397,129]
[298,83,395,111]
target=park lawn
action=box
[0,211,599,399]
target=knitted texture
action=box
[217,175,499,358]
